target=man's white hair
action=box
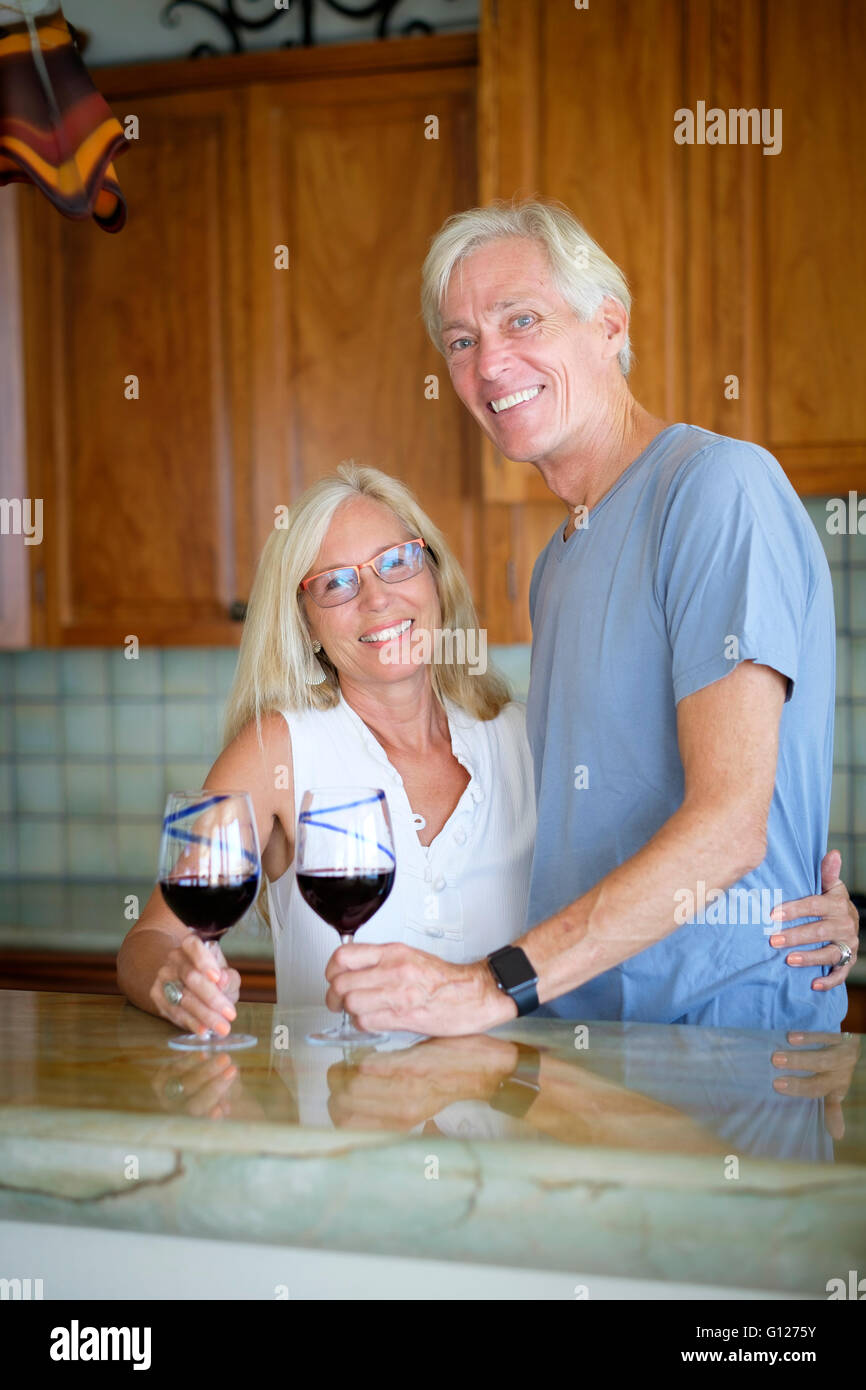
[421,198,634,376]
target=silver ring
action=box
[832,941,853,967]
[163,980,184,1006]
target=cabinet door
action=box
[17,87,255,645]
[0,188,30,646]
[478,0,686,639]
[684,0,866,493]
[245,65,481,600]
[478,0,866,633]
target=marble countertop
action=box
[1,989,864,1295]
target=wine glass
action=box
[158,790,261,1051]
[296,787,396,1046]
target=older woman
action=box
[118,463,857,1041]
[117,464,534,1036]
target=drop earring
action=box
[306,638,327,685]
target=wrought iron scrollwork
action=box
[160,0,463,57]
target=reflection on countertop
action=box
[1,990,864,1296]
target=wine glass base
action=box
[305,1027,388,1047]
[168,1032,257,1051]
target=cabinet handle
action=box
[229,600,247,622]
[506,560,517,604]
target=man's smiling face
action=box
[440,237,617,466]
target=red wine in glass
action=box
[158,790,261,1051]
[297,788,396,1046]
[296,868,395,935]
[159,876,259,941]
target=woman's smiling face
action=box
[301,497,442,687]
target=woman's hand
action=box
[769,850,860,990]
[772,1030,861,1140]
[149,933,241,1038]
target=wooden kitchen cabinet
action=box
[10,35,479,646]
[0,189,29,646]
[477,0,866,639]
[17,85,256,646]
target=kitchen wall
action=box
[0,497,863,889]
[63,0,479,66]
[0,641,530,882]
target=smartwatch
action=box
[486,945,539,1016]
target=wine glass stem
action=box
[203,939,220,1039]
[340,933,354,1031]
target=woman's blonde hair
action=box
[223,462,509,748]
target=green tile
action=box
[117,820,161,879]
[14,704,61,755]
[828,835,853,874]
[163,650,215,696]
[164,701,218,758]
[801,496,829,529]
[853,838,866,897]
[12,650,59,697]
[489,644,532,701]
[108,646,163,697]
[805,497,843,565]
[66,820,118,878]
[853,774,866,838]
[854,706,866,766]
[16,761,63,814]
[832,569,848,630]
[0,705,11,753]
[0,881,20,916]
[65,762,113,815]
[163,760,209,797]
[115,762,165,816]
[113,702,163,757]
[64,703,112,756]
[836,636,851,698]
[59,650,109,697]
[0,761,11,815]
[14,882,65,926]
[0,821,17,876]
[0,653,13,698]
[214,648,240,696]
[829,771,849,836]
[17,817,65,875]
[850,571,866,634]
[834,711,850,768]
[852,638,866,699]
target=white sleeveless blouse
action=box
[266,694,535,1010]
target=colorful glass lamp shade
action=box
[0,2,127,232]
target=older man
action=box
[327,199,859,1035]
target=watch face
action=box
[493,948,536,991]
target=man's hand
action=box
[324,941,517,1037]
[768,850,860,990]
[325,1035,521,1130]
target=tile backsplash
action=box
[0,496,863,891]
[0,644,531,884]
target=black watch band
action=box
[489,1044,541,1118]
[486,945,539,1017]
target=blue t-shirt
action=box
[525,422,844,1030]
